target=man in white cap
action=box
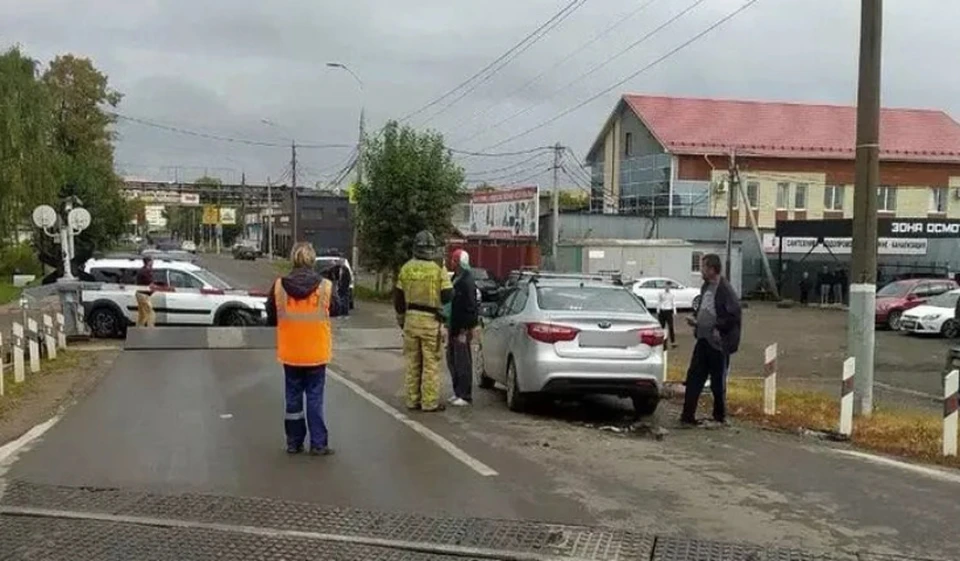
[445,248,478,406]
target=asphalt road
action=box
[1,253,958,560]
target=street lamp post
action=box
[327,62,365,271]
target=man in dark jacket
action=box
[681,253,742,427]
[446,249,479,406]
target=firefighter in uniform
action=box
[394,231,453,412]
[266,241,342,455]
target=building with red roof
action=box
[584,94,960,228]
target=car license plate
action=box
[900,320,916,330]
[579,331,636,348]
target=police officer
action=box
[394,230,453,412]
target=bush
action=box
[0,243,42,279]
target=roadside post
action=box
[43,314,57,360]
[662,347,669,383]
[12,322,25,383]
[27,318,40,373]
[839,357,855,437]
[944,369,958,457]
[0,332,4,396]
[763,343,777,415]
[55,313,67,350]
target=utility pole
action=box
[266,176,274,260]
[240,172,246,240]
[725,151,737,280]
[291,141,299,244]
[353,108,365,270]
[848,0,883,416]
[551,142,562,268]
[216,181,222,254]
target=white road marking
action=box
[327,370,498,477]
[0,506,570,561]
[0,416,60,467]
[874,382,939,401]
[831,449,960,484]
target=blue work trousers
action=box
[284,364,328,450]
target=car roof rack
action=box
[512,270,630,286]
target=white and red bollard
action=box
[944,369,958,457]
[0,331,4,397]
[12,322,25,383]
[26,318,40,374]
[43,313,56,360]
[763,343,777,416]
[55,312,67,350]
[839,357,855,437]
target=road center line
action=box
[831,449,960,484]
[327,370,498,477]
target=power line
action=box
[114,113,354,149]
[396,0,588,124]
[418,0,590,127]
[462,0,708,149]
[482,0,762,151]
[448,0,661,142]
[463,152,551,178]
[448,146,553,157]
[466,160,553,184]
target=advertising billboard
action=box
[456,186,539,239]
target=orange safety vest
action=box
[274,279,333,366]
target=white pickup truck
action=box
[81,257,268,337]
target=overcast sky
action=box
[2,0,957,190]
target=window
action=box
[794,183,808,209]
[877,186,897,212]
[166,270,204,289]
[930,187,948,213]
[624,132,633,157]
[691,251,703,273]
[746,182,759,209]
[507,284,529,314]
[776,182,790,209]
[536,285,646,313]
[301,208,324,221]
[824,185,845,211]
[640,279,663,289]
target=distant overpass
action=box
[122,180,292,209]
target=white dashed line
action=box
[831,449,960,484]
[327,370,498,477]
[0,416,60,467]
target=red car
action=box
[875,278,958,330]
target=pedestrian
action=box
[135,256,158,327]
[798,271,810,305]
[833,268,847,306]
[681,253,742,427]
[338,259,353,315]
[394,230,454,412]
[657,284,677,348]
[446,249,479,407]
[817,266,832,305]
[265,242,343,456]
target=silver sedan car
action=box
[478,274,665,416]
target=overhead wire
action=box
[396,0,589,126]
[449,146,553,157]
[417,0,590,127]
[448,0,661,142]
[460,0,708,149]
[480,0,763,151]
[462,152,551,179]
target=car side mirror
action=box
[479,302,498,318]
[906,293,918,301]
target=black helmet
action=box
[413,230,436,259]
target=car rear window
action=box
[877,281,911,297]
[536,285,646,313]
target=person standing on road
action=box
[394,230,453,413]
[817,266,833,305]
[446,249,478,407]
[266,242,343,456]
[135,256,158,327]
[798,271,811,305]
[657,284,677,348]
[681,253,742,427]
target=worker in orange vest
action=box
[265,241,343,455]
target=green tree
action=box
[558,190,588,211]
[0,47,57,243]
[356,120,464,275]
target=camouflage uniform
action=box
[394,231,453,411]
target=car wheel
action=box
[89,307,122,338]
[219,308,250,326]
[632,394,660,418]
[887,310,903,331]
[942,319,959,339]
[505,358,528,412]
[692,295,702,312]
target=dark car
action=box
[232,242,258,261]
[875,278,958,330]
[472,268,500,302]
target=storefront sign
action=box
[762,233,927,256]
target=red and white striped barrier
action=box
[945,370,958,457]
[55,313,66,350]
[763,343,777,416]
[839,357,855,437]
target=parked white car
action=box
[81,257,268,337]
[631,277,701,311]
[898,289,960,337]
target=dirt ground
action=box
[666,302,948,411]
[0,346,120,447]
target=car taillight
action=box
[201,288,224,295]
[637,327,665,347]
[526,322,579,344]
